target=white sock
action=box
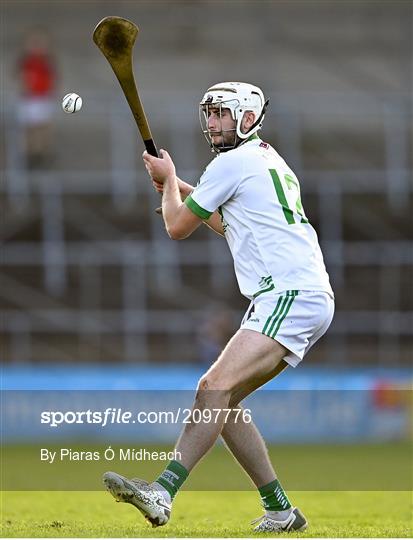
[267,508,293,521]
[151,481,172,504]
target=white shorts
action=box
[240,290,334,367]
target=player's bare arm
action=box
[201,212,225,236]
[152,176,192,199]
[156,178,224,236]
[144,151,224,237]
[153,177,224,236]
[143,150,203,239]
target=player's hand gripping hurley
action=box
[93,16,159,158]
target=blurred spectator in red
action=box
[17,28,57,169]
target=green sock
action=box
[258,479,292,511]
[156,460,189,500]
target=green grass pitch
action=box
[2,490,412,537]
[2,442,412,537]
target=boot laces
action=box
[251,514,283,530]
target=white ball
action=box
[62,93,82,114]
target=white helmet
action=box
[199,82,269,152]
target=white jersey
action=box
[185,136,333,300]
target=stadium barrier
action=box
[2,365,411,444]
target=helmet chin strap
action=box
[236,98,270,143]
[251,98,270,132]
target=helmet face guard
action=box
[199,82,269,153]
[199,99,239,153]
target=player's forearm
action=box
[169,176,223,236]
[176,177,194,201]
[162,176,186,237]
[175,177,223,235]
[204,212,225,236]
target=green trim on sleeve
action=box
[184,195,213,220]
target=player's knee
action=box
[197,371,233,392]
[197,374,219,391]
[197,376,208,391]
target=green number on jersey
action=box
[269,169,308,224]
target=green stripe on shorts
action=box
[262,295,284,335]
[270,292,297,337]
[262,290,298,339]
[265,295,290,337]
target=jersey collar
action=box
[247,133,260,142]
[238,133,260,148]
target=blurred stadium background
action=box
[1,1,412,450]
